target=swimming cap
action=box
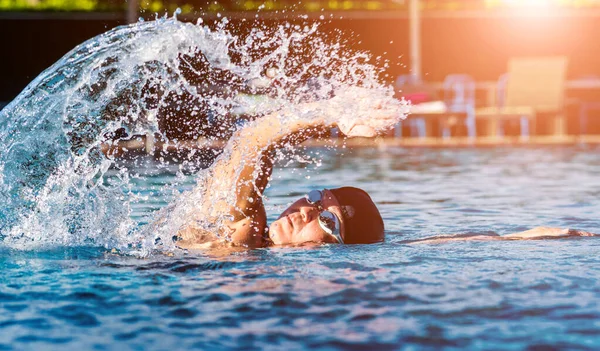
[329,187,384,244]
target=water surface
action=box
[2,146,600,350]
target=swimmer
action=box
[176,91,397,250]
[173,91,598,250]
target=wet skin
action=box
[268,189,346,246]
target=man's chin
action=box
[269,237,286,246]
[269,232,295,246]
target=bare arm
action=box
[227,94,401,218]
[178,112,332,248]
[405,226,598,245]
[503,226,597,239]
[225,113,332,220]
[177,89,403,249]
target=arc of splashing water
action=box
[0,17,406,254]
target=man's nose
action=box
[299,206,318,222]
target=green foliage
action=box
[0,0,99,11]
[1,0,600,13]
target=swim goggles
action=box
[305,189,344,244]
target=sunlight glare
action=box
[502,0,554,8]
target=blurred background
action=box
[1,0,600,140]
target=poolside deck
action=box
[101,134,600,157]
[338,135,600,148]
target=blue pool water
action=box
[2,146,600,350]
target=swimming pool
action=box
[1,146,599,350]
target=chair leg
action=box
[496,119,504,138]
[409,120,423,137]
[394,121,403,138]
[467,118,475,139]
[466,119,474,138]
[441,126,450,139]
[413,121,419,137]
[467,107,476,138]
[520,116,529,140]
[418,119,427,138]
[409,120,417,137]
[439,117,451,139]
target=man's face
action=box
[268,189,345,246]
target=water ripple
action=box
[2,148,600,350]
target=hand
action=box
[332,87,408,138]
[336,107,402,137]
[504,226,598,239]
[504,227,570,239]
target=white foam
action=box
[0,15,407,256]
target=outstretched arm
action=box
[405,226,598,244]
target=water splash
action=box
[0,15,407,255]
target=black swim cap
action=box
[330,187,384,244]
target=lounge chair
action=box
[476,56,568,138]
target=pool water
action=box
[2,146,600,350]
